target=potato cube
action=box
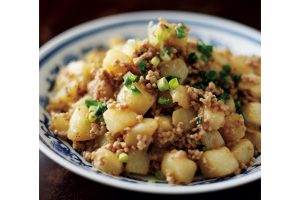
[172,108,196,131]
[170,85,190,109]
[243,102,261,126]
[103,49,131,76]
[245,128,261,152]
[67,104,93,141]
[156,115,173,132]
[103,107,138,134]
[220,113,246,143]
[125,150,149,175]
[238,73,261,98]
[201,131,225,150]
[160,59,188,83]
[161,150,197,184]
[199,147,239,178]
[92,148,123,176]
[50,112,70,137]
[230,139,254,165]
[225,96,236,112]
[203,107,225,130]
[117,83,156,115]
[124,118,158,148]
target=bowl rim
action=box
[39,10,261,194]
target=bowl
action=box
[39,10,261,194]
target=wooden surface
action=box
[40,0,261,199]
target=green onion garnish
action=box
[175,26,186,38]
[154,171,165,180]
[217,92,230,101]
[196,116,202,125]
[222,65,231,73]
[150,56,160,67]
[131,85,141,95]
[157,77,170,92]
[85,99,107,118]
[158,97,171,105]
[197,41,213,62]
[193,84,205,90]
[206,70,218,81]
[169,78,179,89]
[188,52,197,64]
[232,74,241,84]
[138,60,147,76]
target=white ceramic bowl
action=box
[39,11,261,194]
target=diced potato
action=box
[201,131,225,150]
[119,39,141,58]
[160,59,188,83]
[161,150,197,184]
[203,107,225,130]
[103,107,138,134]
[225,96,236,112]
[48,81,79,111]
[212,49,232,69]
[199,147,239,178]
[92,148,123,176]
[245,128,261,152]
[117,83,156,115]
[102,49,131,76]
[243,102,261,126]
[125,150,149,175]
[67,104,92,141]
[230,139,254,165]
[50,112,70,136]
[124,118,158,147]
[156,115,173,132]
[238,73,261,98]
[170,85,190,109]
[220,113,246,143]
[172,108,196,131]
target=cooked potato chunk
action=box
[102,49,131,76]
[199,147,239,178]
[201,131,225,150]
[50,112,70,137]
[48,81,79,111]
[124,118,158,148]
[103,107,138,135]
[230,139,254,166]
[67,104,93,141]
[160,59,188,83]
[238,73,261,98]
[243,102,261,126]
[230,55,260,76]
[92,148,123,176]
[170,85,190,109]
[125,150,149,175]
[220,113,246,143]
[245,128,261,152]
[172,108,196,131]
[203,107,225,130]
[225,96,236,112]
[161,150,197,184]
[117,83,156,115]
[156,115,173,132]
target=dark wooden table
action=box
[40,0,261,199]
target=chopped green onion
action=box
[95,104,107,116]
[123,72,139,82]
[241,111,247,122]
[206,70,218,81]
[222,65,231,73]
[193,84,205,90]
[196,116,202,126]
[234,99,241,110]
[138,60,147,76]
[197,41,213,62]
[169,78,179,89]
[150,56,160,67]
[88,111,97,122]
[175,26,186,38]
[217,92,230,101]
[158,97,171,105]
[118,153,129,163]
[166,76,180,82]
[154,171,165,180]
[232,74,241,84]
[157,77,170,92]
[160,47,172,61]
[131,85,141,95]
[188,52,197,64]
[124,77,132,88]
[85,99,100,108]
